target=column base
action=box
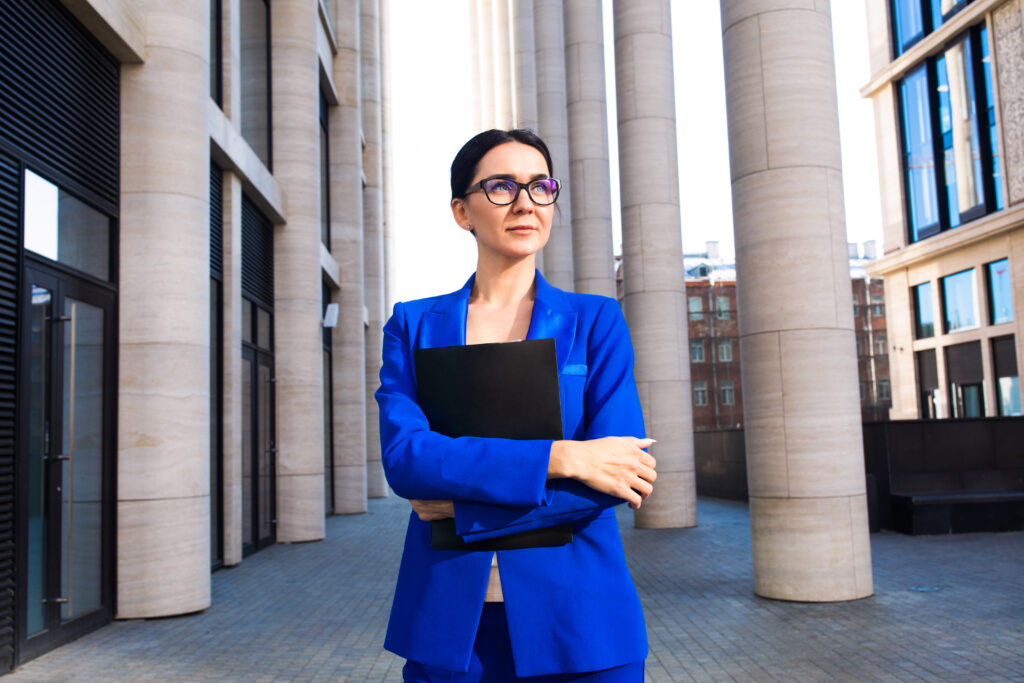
[750,494,873,602]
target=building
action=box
[0,0,391,668]
[863,0,1024,420]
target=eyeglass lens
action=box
[482,178,559,205]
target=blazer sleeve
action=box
[376,301,554,507]
[452,298,647,542]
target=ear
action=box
[451,197,472,233]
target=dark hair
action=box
[450,128,554,200]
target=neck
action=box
[471,254,537,307]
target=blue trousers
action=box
[402,603,645,682]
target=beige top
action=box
[484,553,503,602]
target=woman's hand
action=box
[548,437,657,510]
[410,499,455,521]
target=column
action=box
[330,0,368,514]
[564,0,616,298]
[478,0,496,129]
[494,0,514,129]
[220,171,245,563]
[271,0,326,541]
[613,0,696,529]
[720,0,873,601]
[117,0,210,617]
[534,0,574,290]
[470,0,484,131]
[513,0,541,271]
[362,0,388,498]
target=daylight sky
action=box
[386,0,882,304]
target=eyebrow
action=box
[483,173,551,181]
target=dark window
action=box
[715,296,729,319]
[241,0,271,169]
[878,379,891,401]
[720,380,734,406]
[897,24,999,243]
[916,348,940,418]
[941,268,977,332]
[717,339,732,363]
[913,281,934,338]
[320,90,330,248]
[210,0,222,106]
[874,333,888,356]
[946,340,984,418]
[986,258,1013,325]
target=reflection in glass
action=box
[901,67,939,240]
[894,0,924,54]
[942,269,977,332]
[240,0,271,167]
[913,281,935,338]
[27,286,51,637]
[937,40,984,224]
[23,170,110,281]
[242,298,253,344]
[951,383,984,418]
[323,349,333,512]
[988,259,1013,324]
[981,28,1004,211]
[257,307,271,349]
[61,299,104,621]
[998,377,1021,416]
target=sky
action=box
[386,0,882,305]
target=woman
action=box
[376,129,656,681]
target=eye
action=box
[529,179,556,197]
[484,178,517,195]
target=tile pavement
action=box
[7,496,1023,682]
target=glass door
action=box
[19,265,113,662]
[241,345,275,554]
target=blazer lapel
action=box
[420,274,474,349]
[527,270,577,373]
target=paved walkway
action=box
[7,496,1024,682]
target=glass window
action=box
[23,170,111,281]
[931,0,969,30]
[992,336,1020,416]
[715,296,729,319]
[721,380,734,406]
[210,0,222,105]
[257,306,272,349]
[872,295,885,316]
[913,281,934,338]
[893,0,925,54]
[690,340,704,363]
[942,268,977,332]
[946,340,984,417]
[860,381,868,402]
[717,339,732,363]
[693,381,707,407]
[987,258,1013,325]
[688,296,702,321]
[937,39,985,226]
[879,379,891,400]
[981,27,1004,210]
[241,0,271,168]
[320,90,330,248]
[875,333,888,356]
[900,66,940,240]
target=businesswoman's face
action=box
[451,142,556,264]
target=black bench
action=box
[889,490,1024,535]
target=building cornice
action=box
[865,201,1024,276]
[860,0,1002,98]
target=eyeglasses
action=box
[465,177,561,206]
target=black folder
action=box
[414,338,573,551]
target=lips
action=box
[506,225,536,233]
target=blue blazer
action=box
[376,271,648,677]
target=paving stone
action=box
[5,496,1023,681]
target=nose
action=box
[511,186,535,213]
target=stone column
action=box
[534,0,574,291]
[330,0,368,514]
[362,0,388,498]
[564,0,615,298]
[513,0,538,130]
[270,0,326,541]
[381,0,396,313]
[220,170,245,563]
[612,0,696,529]
[720,0,873,601]
[470,0,484,131]
[478,0,496,129]
[117,0,210,617]
[494,0,514,129]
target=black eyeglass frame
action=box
[464,177,562,206]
